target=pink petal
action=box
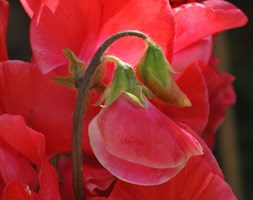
[0,0,8,61]
[173,0,248,53]
[107,129,236,200]
[89,94,203,184]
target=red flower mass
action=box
[0,0,248,199]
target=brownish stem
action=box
[71,30,148,200]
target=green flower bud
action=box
[137,40,191,107]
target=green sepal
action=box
[137,40,191,107]
[53,49,86,89]
[95,61,146,107]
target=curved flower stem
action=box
[72,30,148,200]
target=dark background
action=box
[5,1,253,199]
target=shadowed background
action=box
[6,1,253,199]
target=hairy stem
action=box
[71,30,148,200]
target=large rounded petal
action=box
[30,0,175,73]
[106,130,236,200]
[89,94,203,185]
[0,0,8,61]
[173,0,248,53]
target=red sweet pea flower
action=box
[0,114,60,199]
[0,0,8,61]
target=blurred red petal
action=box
[2,181,38,200]
[0,0,8,61]
[200,62,236,148]
[38,159,61,200]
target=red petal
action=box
[89,94,203,185]
[30,0,100,73]
[200,62,236,148]
[30,0,174,73]
[0,114,45,165]
[173,1,248,53]
[0,0,8,61]
[0,140,39,191]
[0,61,97,154]
[38,159,61,200]
[2,181,38,200]
[99,0,174,66]
[157,62,209,134]
[108,130,236,200]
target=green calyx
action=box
[137,40,191,107]
[53,49,86,89]
[95,57,148,107]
